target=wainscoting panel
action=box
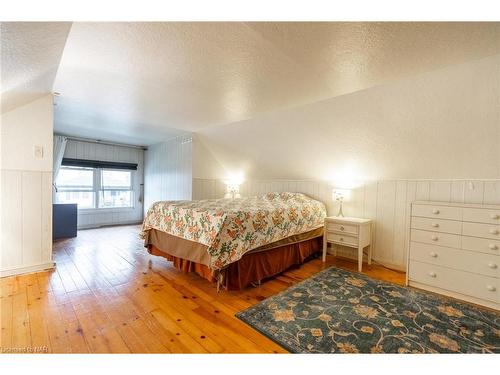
[192,178,500,271]
[22,171,43,265]
[1,170,53,276]
[1,170,23,269]
[144,135,193,215]
[41,172,53,262]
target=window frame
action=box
[97,168,135,209]
[54,166,96,209]
[56,166,135,211]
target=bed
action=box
[140,192,327,290]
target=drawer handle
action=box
[489,244,499,250]
[340,226,345,231]
[428,271,437,278]
[431,235,439,241]
[339,237,344,242]
[489,229,499,235]
[432,209,440,215]
[431,223,440,228]
[486,285,496,292]
[429,252,438,258]
[490,214,500,220]
[488,263,497,269]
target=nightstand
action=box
[322,216,373,272]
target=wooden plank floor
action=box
[0,225,405,353]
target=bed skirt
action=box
[147,234,322,290]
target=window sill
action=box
[78,207,136,213]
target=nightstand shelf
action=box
[322,216,373,272]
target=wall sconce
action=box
[332,188,351,217]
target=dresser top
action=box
[325,216,372,224]
[413,201,500,209]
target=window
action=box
[99,170,133,208]
[55,167,95,208]
[56,166,133,209]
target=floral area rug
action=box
[236,267,500,353]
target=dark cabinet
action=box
[53,204,77,239]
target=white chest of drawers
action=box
[408,201,500,310]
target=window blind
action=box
[61,158,138,171]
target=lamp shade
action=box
[332,188,351,202]
[224,179,242,199]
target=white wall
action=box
[62,139,145,229]
[194,55,500,181]
[0,95,54,277]
[191,55,500,271]
[144,135,193,214]
[193,178,500,270]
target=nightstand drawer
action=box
[326,232,358,247]
[326,222,358,235]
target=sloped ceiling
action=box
[2,22,500,145]
[0,22,72,113]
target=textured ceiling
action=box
[3,22,500,145]
[248,22,500,97]
[0,22,71,113]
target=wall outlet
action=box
[33,145,44,159]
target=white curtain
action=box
[53,135,68,191]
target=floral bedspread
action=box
[140,192,327,270]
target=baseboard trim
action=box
[371,260,406,272]
[78,220,143,230]
[0,261,55,278]
[327,249,406,272]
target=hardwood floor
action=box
[0,225,405,353]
